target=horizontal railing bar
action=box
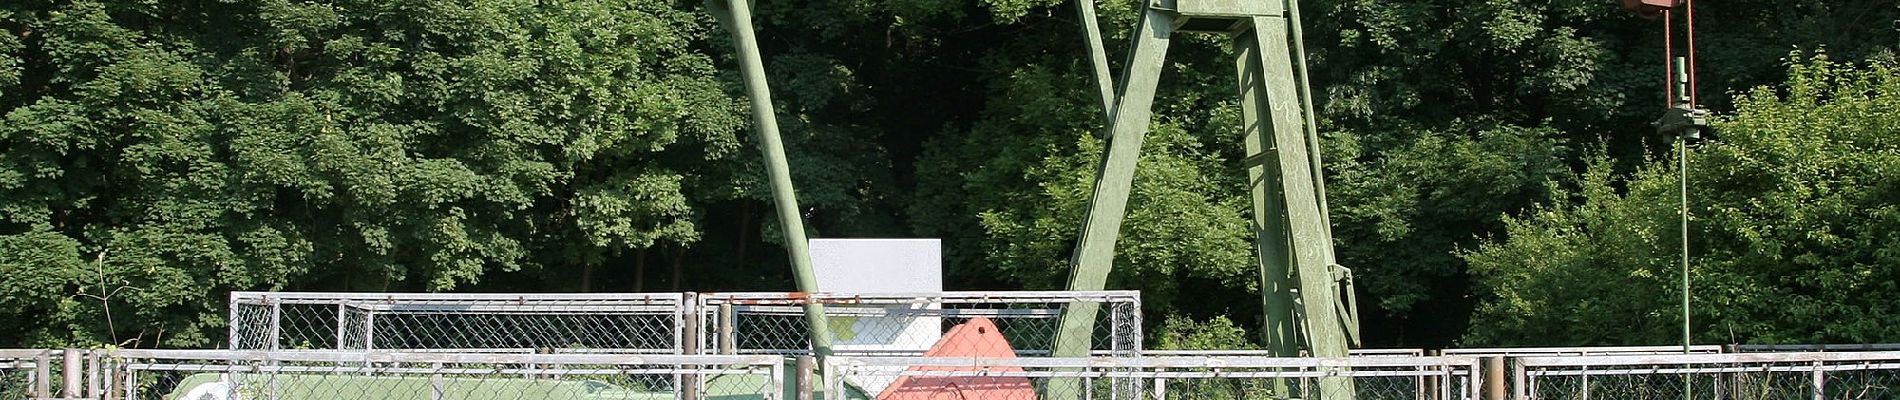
[106,349,779,365]
[1528,362,1900,376]
[256,348,680,355]
[334,304,683,313]
[232,291,686,303]
[830,368,1473,379]
[701,291,1140,304]
[1737,343,1900,352]
[124,364,771,375]
[0,349,53,358]
[721,305,1060,317]
[1518,351,1900,367]
[1144,349,1427,357]
[826,356,1479,369]
[1443,345,1723,356]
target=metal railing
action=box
[1735,344,1900,353]
[825,355,1483,399]
[228,292,687,354]
[1515,351,1900,399]
[100,349,782,400]
[10,346,1900,399]
[0,350,49,400]
[1442,345,1725,357]
[1145,349,1428,357]
[695,291,1143,358]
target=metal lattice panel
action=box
[825,355,1484,400]
[695,291,1143,358]
[100,350,782,400]
[228,292,687,354]
[1516,351,1900,399]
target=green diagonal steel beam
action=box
[1053,4,1175,363]
[1233,23,1300,360]
[1246,13,1355,397]
[706,0,834,358]
[1075,0,1118,125]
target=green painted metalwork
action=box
[1053,1,1175,359]
[1234,24,1298,360]
[1056,0,1359,397]
[705,0,1357,385]
[1244,14,1355,396]
[1075,0,1117,125]
[706,0,834,358]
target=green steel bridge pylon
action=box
[703,0,1358,392]
[1052,0,1361,397]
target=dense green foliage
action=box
[0,0,748,347]
[1465,56,1900,345]
[1,0,1894,349]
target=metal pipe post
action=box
[717,303,737,355]
[707,0,834,358]
[62,349,82,398]
[796,355,816,400]
[34,352,51,398]
[683,296,703,400]
[1484,356,1506,400]
[1674,56,1692,356]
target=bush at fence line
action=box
[1155,315,1258,351]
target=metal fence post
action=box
[62,349,82,398]
[1512,359,1528,400]
[1811,360,1825,400]
[1484,356,1506,400]
[33,351,51,399]
[796,355,816,400]
[86,350,100,399]
[269,302,283,350]
[430,362,445,400]
[683,294,703,400]
[718,303,736,355]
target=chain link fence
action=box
[100,349,783,400]
[1516,351,1900,399]
[0,350,48,400]
[694,291,1142,358]
[824,355,1482,400]
[229,292,686,354]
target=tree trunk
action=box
[670,244,687,292]
[634,248,648,292]
[581,262,595,292]
[736,203,751,267]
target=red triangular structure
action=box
[876,317,1037,400]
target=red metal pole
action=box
[1685,0,1698,106]
[1664,8,1674,108]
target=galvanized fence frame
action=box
[824,355,1484,400]
[99,349,784,400]
[0,350,50,400]
[695,291,1144,358]
[1515,351,1900,400]
[228,292,688,354]
[1442,345,1728,398]
[1144,349,1428,357]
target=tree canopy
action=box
[1464,55,1900,346]
[2,0,1896,349]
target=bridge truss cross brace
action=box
[1052,0,1361,398]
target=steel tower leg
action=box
[1052,3,1176,360]
[1242,13,1355,397]
[707,0,834,358]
